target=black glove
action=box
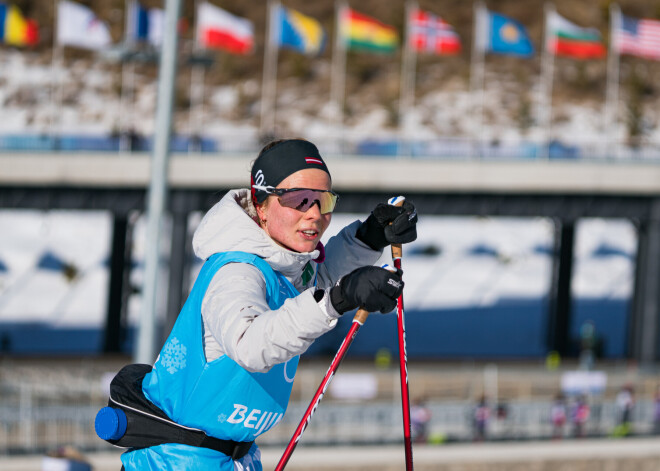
[330,266,404,314]
[356,200,418,251]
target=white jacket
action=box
[192,189,381,373]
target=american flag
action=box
[617,14,660,60]
[409,9,461,55]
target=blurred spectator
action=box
[188,133,202,153]
[579,320,596,371]
[653,386,660,435]
[115,127,142,152]
[496,402,508,420]
[374,347,392,370]
[410,398,432,444]
[42,446,91,471]
[550,393,567,439]
[0,333,11,354]
[571,395,590,438]
[472,395,490,441]
[613,384,635,437]
[128,128,141,151]
[548,139,579,159]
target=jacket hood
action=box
[192,189,321,280]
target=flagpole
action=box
[538,3,556,160]
[188,65,205,152]
[50,0,63,151]
[189,0,205,153]
[259,0,280,140]
[398,1,417,157]
[329,0,347,153]
[121,61,137,151]
[469,1,486,158]
[119,0,135,153]
[604,3,621,160]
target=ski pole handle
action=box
[354,307,370,324]
[388,196,405,260]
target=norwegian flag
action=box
[617,15,660,61]
[409,9,461,55]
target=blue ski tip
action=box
[387,196,405,206]
[95,406,127,441]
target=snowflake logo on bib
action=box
[161,337,187,374]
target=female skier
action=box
[102,138,417,470]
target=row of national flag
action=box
[2,1,659,63]
[478,7,660,61]
[203,2,659,62]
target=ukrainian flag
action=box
[277,6,325,56]
[0,3,38,47]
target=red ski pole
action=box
[388,195,414,471]
[275,307,371,471]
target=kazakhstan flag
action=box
[277,6,325,55]
[487,12,534,57]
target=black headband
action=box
[251,140,331,204]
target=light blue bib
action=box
[122,252,300,470]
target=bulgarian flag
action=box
[546,11,606,59]
[341,8,398,53]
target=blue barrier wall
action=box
[0,298,628,358]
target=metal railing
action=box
[1,378,656,455]
[0,133,659,162]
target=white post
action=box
[398,1,417,157]
[537,3,556,160]
[329,0,348,152]
[469,2,486,157]
[135,0,182,365]
[604,3,621,160]
[259,0,280,140]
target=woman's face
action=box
[256,168,332,253]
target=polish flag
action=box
[196,2,253,54]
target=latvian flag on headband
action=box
[409,9,461,55]
[196,2,254,54]
[305,157,324,165]
[617,14,660,61]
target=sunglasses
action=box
[253,185,339,214]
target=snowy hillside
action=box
[1,48,658,148]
